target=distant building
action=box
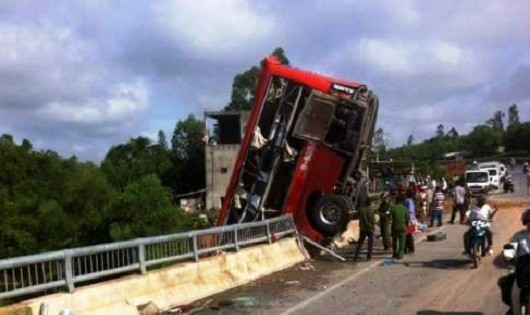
[204,111,250,210]
[175,189,206,212]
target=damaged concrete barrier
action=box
[0,237,305,315]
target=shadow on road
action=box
[417,311,483,315]
[492,253,512,269]
[400,259,471,270]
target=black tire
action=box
[308,194,351,237]
[472,243,480,268]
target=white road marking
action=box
[280,227,443,315]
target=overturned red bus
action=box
[216,56,379,244]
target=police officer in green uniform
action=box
[392,193,410,260]
[377,192,393,251]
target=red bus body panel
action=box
[217,56,365,241]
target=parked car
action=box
[216,56,379,244]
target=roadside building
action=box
[204,111,250,210]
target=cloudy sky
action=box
[1,0,529,161]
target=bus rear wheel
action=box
[309,195,351,237]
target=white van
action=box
[485,168,500,189]
[479,162,505,174]
[465,170,491,194]
[478,161,504,188]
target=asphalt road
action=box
[195,169,530,315]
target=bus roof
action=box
[263,56,365,95]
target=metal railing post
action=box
[64,251,74,293]
[192,234,199,261]
[138,244,146,275]
[266,221,272,244]
[234,227,239,251]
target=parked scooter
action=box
[503,245,530,315]
[465,219,489,268]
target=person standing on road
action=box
[450,180,467,224]
[404,189,417,254]
[377,192,393,251]
[426,184,434,218]
[391,194,410,260]
[418,186,429,223]
[354,188,375,261]
[442,177,448,194]
[430,187,445,227]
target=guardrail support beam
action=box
[266,221,272,244]
[192,235,199,261]
[64,251,74,293]
[138,244,146,275]
[234,227,239,251]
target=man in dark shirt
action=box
[392,194,410,260]
[354,185,375,261]
[377,192,393,251]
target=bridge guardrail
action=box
[0,215,297,300]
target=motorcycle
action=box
[466,220,488,268]
[503,244,530,315]
[504,177,516,194]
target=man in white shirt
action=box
[467,195,498,254]
[450,181,467,224]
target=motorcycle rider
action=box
[464,195,498,255]
[504,171,515,193]
[499,209,530,315]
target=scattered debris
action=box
[231,296,258,307]
[215,296,259,309]
[427,231,447,242]
[382,259,395,267]
[158,299,212,315]
[417,223,428,232]
[298,261,315,271]
[301,235,346,262]
[137,302,160,315]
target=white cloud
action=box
[153,0,275,54]
[384,0,420,26]
[354,39,485,88]
[38,80,148,124]
[432,42,463,64]
[356,39,413,75]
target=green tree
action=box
[407,134,414,146]
[505,122,530,152]
[224,47,289,111]
[171,115,204,161]
[0,136,117,257]
[158,130,168,150]
[508,103,520,127]
[436,124,445,138]
[271,47,290,65]
[486,110,505,132]
[446,127,459,139]
[465,125,500,156]
[101,137,172,191]
[108,174,180,241]
[171,115,206,193]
